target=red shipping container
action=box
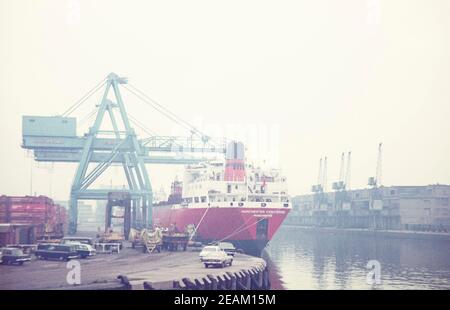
[0,195,62,237]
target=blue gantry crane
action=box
[22,73,226,234]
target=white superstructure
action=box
[181,161,290,206]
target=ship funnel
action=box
[168,178,182,204]
[224,141,246,181]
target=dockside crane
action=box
[345,151,351,190]
[333,151,352,214]
[22,73,227,234]
[333,151,351,191]
[368,143,382,188]
[368,143,384,213]
[312,157,325,193]
[312,156,329,214]
[332,153,346,191]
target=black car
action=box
[218,242,237,256]
[0,248,31,265]
[35,244,79,261]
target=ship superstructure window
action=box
[194,197,199,203]
[227,185,231,193]
[201,196,207,203]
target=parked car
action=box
[200,246,233,268]
[199,245,219,261]
[35,244,79,261]
[217,242,237,256]
[61,237,94,246]
[69,242,96,259]
[0,248,31,265]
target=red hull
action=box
[152,206,290,255]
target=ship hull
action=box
[152,205,290,256]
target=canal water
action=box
[265,225,450,290]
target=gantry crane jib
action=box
[141,135,226,153]
[30,150,210,165]
[22,135,224,164]
[22,135,225,157]
[21,72,226,234]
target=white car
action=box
[199,245,219,261]
[64,242,96,258]
[217,242,237,256]
[76,243,97,259]
[199,246,233,268]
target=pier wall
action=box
[0,249,269,290]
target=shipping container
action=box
[0,195,67,239]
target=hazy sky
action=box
[1,0,450,201]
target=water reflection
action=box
[265,226,450,289]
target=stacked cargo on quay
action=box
[286,184,450,233]
[0,195,67,246]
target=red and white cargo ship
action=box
[152,141,291,255]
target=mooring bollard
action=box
[182,277,197,290]
[207,274,218,290]
[202,277,212,290]
[226,272,237,290]
[194,278,204,290]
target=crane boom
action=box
[322,156,328,192]
[345,151,351,190]
[368,142,382,187]
[317,157,323,186]
[339,152,345,183]
[376,143,382,186]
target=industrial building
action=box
[286,184,450,231]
